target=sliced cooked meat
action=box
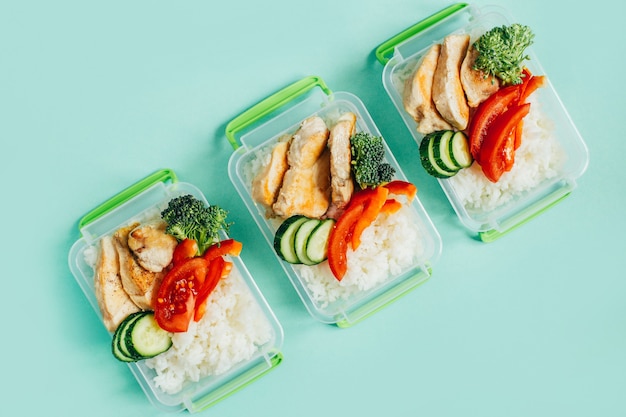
[94,235,141,332]
[403,44,453,134]
[114,223,166,310]
[326,112,356,219]
[432,34,471,130]
[251,136,291,216]
[127,221,177,272]
[460,44,500,107]
[273,116,331,218]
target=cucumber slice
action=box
[294,218,321,265]
[419,132,457,178]
[124,312,172,359]
[274,215,308,264]
[448,131,473,168]
[112,311,145,362]
[432,130,459,172]
[305,218,335,264]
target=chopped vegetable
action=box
[160,194,231,255]
[273,216,335,265]
[112,311,172,362]
[419,130,472,178]
[350,132,396,189]
[473,23,534,85]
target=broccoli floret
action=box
[350,132,395,189]
[160,194,231,255]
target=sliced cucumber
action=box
[274,215,308,264]
[124,312,172,358]
[432,130,458,172]
[305,219,335,264]
[111,311,172,362]
[448,131,473,168]
[294,218,321,265]
[112,311,144,362]
[419,131,457,178]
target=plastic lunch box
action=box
[374,3,589,242]
[224,76,443,327]
[67,169,284,413]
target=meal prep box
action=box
[68,169,284,413]
[375,3,589,241]
[225,76,442,327]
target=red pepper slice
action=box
[480,103,531,182]
[468,85,521,163]
[194,257,232,322]
[155,257,208,332]
[327,202,365,280]
[380,198,403,215]
[172,239,199,265]
[351,186,388,250]
[203,238,242,262]
[382,180,417,202]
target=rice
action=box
[448,97,567,212]
[144,266,273,394]
[295,203,424,308]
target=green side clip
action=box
[224,75,332,150]
[77,168,178,230]
[375,2,468,65]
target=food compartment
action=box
[68,169,283,413]
[226,77,442,326]
[377,3,589,241]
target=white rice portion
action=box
[448,97,567,212]
[294,203,424,309]
[144,266,273,395]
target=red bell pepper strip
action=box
[351,186,388,250]
[468,85,521,163]
[327,202,366,280]
[194,257,232,322]
[203,238,242,262]
[382,180,417,202]
[172,238,199,265]
[155,257,209,332]
[380,198,403,215]
[480,103,531,183]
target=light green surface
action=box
[2,0,624,416]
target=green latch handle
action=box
[77,168,178,230]
[375,2,468,65]
[224,75,332,150]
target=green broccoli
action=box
[160,194,231,255]
[473,23,534,85]
[350,132,395,189]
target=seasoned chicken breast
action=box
[114,223,166,310]
[127,221,177,272]
[460,44,500,107]
[251,136,291,216]
[403,44,453,134]
[273,116,331,218]
[433,34,471,130]
[326,112,356,219]
[94,235,140,332]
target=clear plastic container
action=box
[375,3,589,241]
[68,169,284,413]
[225,76,442,327]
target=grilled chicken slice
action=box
[433,34,471,130]
[251,136,291,216]
[460,44,500,107]
[114,223,166,310]
[272,116,331,218]
[403,44,453,134]
[326,112,356,219]
[127,221,178,272]
[94,235,140,332]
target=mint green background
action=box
[2,1,624,416]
